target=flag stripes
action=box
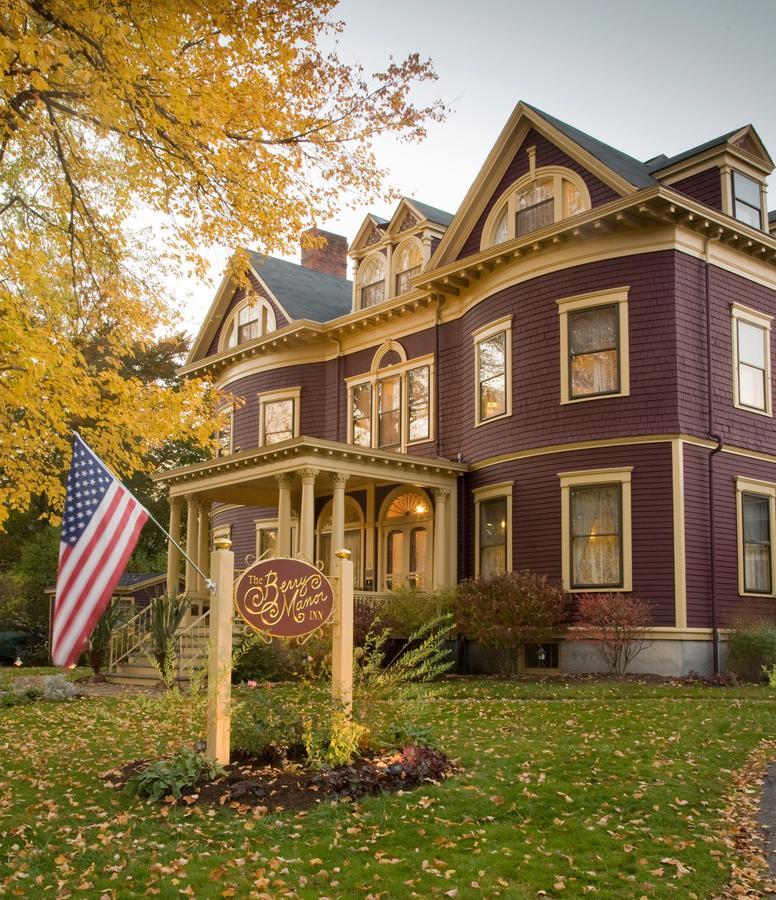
[51,435,149,667]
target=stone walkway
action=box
[761,762,776,895]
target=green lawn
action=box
[1,677,773,898]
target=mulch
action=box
[102,746,454,814]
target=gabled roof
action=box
[405,198,455,226]
[521,103,656,189]
[647,124,774,174]
[246,252,352,323]
[349,212,389,253]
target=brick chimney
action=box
[300,228,348,279]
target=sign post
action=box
[206,536,234,765]
[331,549,354,710]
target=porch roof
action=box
[153,436,468,505]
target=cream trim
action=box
[559,467,633,593]
[479,166,592,251]
[557,287,630,404]
[735,476,776,598]
[731,302,772,417]
[671,439,687,628]
[473,315,513,427]
[258,387,301,447]
[377,486,434,591]
[473,481,514,577]
[218,295,277,353]
[371,339,408,370]
[429,102,637,270]
[470,432,776,472]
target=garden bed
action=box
[102,745,454,813]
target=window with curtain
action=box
[736,318,768,410]
[378,375,401,447]
[570,483,622,588]
[478,331,507,420]
[479,496,507,578]
[743,492,772,593]
[263,398,294,444]
[359,255,385,308]
[394,242,423,295]
[569,304,619,398]
[733,171,762,229]
[257,526,277,560]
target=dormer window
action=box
[221,297,276,350]
[394,241,423,295]
[733,171,763,230]
[359,255,385,308]
[482,167,591,249]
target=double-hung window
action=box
[732,171,763,230]
[732,303,772,415]
[258,387,301,446]
[214,407,233,458]
[377,375,401,448]
[559,468,633,592]
[473,317,512,425]
[473,482,513,578]
[558,288,629,404]
[736,478,776,596]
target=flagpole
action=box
[144,508,217,594]
[70,431,216,593]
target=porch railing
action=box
[108,602,154,671]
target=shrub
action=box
[455,571,565,671]
[727,619,776,682]
[231,634,282,684]
[571,592,652,675]
[231,688,308,762]
[147,595,188,687]
[42,674,81,701]
[0,687,42,708]
[88,602,123,675]
[763,664,776,688]
[125,747,225,803]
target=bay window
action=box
[473,482,513,578]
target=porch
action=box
[153,436,467,602]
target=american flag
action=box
[51,434,149,667]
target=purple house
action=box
[155,101,776,676]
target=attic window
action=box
[394,241,423,295]
[359,254,385,309]
[733,172,763,230]
[483,167,590,249]
[222,297,277,350]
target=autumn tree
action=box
[0,0,444,525]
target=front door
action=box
[380,489,433,590]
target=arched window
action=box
[358,254,385,309]
[221,297,277,350]
[316,496,364,586]
[379,488,433,590]
[394,240,423,296]
[482,167,590,249]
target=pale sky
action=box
[174,0,776,335]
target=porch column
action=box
[276,473,293,557]
[197,500,211,592]
[299,467,318,562]
[184,493,199,595]
[432,487,450,589]
[331,473,350,573]
[166,495,182,598]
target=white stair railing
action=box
[108,603,154,672]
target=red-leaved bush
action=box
[571,592,652,674]
[455,571,566,666]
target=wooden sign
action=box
[234,557,334,639]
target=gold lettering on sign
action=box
[242,566,328,628]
